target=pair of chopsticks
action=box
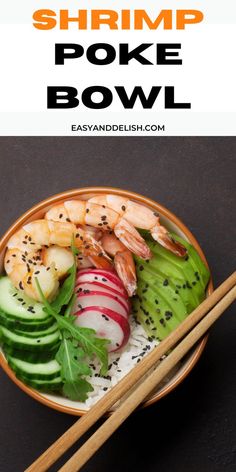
[26,272,236,472]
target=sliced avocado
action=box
[136,258,196,314]
[173,234,210,287]
[150,242,203,305]
[136,280,184,336]
[133,233,210,341]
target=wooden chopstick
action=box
[25,272,236,472]
[59,283,236,472]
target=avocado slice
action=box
[133,233,210,341]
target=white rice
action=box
[83,315,159,410]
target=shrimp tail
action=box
[151,223,187,257]
[114,251,137,297]
[114,218,152,260]
[88,255,114,271]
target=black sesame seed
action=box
[139,265,144,271]
[59,213,63,219]
[165,310,173,320]
[155,299,159,304]
[121,205,126,211]
[86,208,89,213]
[163,279,169,286]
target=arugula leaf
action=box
[51,262,76,313]
[56,335,93,402]
[64,293,77,318]
[71,236,79,257]
[36,279,109,376]
[63,378,94,402]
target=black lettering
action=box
[119,43,153,65]
[47,87,79,108]
[165,86,191,108]
[55,44,84,65]
[86,43,116,65]
[81,86,113,109]
[115,86,162,108]
[157,44,182,65]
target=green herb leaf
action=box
[51,262,76,313]
[36,278,110,377]
[71,236,79,257]
[56,335,93,401]
[63,378,93,402]
[64,293,77,318]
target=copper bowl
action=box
[0,187,213,415]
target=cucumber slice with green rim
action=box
[0,326,60,351]
[16,374,62,391]
[0,312,55,332]
[0,277,51,322]
[2,345,58,363]
[7,355,61,380]
[14,322,58,338]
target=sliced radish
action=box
[75,283,130,312]
[74,307,130,352]
[77,271,128,298]
[74,291,128,318]
[77,269,125,289]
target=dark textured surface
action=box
[0,137,235,472]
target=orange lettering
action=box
[177,10,204,29]
[33,10,57,30]
[60,10,87,30]
[134,10,172,30]
[92,10,118,29]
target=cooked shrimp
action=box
[101,233,137,296]
[89,195,187,257]
[4,220,109,301]
[45,197,186,258]
[45,200,151,260]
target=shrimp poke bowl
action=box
[0,188,212,415]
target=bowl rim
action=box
[0,186,213,415]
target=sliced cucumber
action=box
[0,312,55,332]
[0,326,60,351]
[7,355,61,380]
[17,374,62,391]
[14,322,58,338]
[0,277,51,322]
[2,345,58,363]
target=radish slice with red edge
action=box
[74,307,130,352]
[74,291,128,318]
[76,270,128,298]
[75,284,130,314]
[77,269,126,290]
